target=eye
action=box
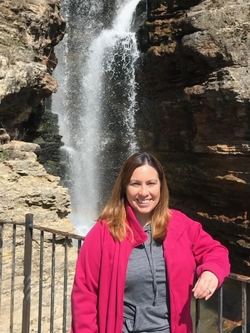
[148,181,157,186]
[130,182,140,187]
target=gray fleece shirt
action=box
[123,224,170,333]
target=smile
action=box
[137,199,151,204]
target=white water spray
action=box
[52,0,140,235]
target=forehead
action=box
[130,164,159,179]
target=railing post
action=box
[242,281,247,333]
[22,214,33,333]
[195,298,200,333]
[218,286,223,333]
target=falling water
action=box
[52,0,140,234]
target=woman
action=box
[71,152,230,333]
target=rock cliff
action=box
[0,0,65,175]
[135,0,250,274]
[0,140,72,230]
[0,0,71,230]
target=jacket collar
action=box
[124,206,187,249]
[125,202,148,247]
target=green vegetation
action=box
[0,150,9,160]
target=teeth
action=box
[138,200,150,204]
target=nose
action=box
[139,184,149,196]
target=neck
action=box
[136,214,151,227]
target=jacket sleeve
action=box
[186,215,230,287]
[71,222,104,332]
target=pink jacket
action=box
[71,206,230,333]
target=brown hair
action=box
[99,152,171,241]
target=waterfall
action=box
[52,0,140,235]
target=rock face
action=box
[0,140,72,231]
[0,0,66,175]
[0,0,65,132]
[135,0,250,274]
[0,0,71,230]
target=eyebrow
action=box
[129,178,159,182]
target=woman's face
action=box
[125,164,161,226]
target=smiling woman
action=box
[71,152,230,333]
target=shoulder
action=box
[169,209,187,220]
[83,220,114,245]
[169,209,200,228]
[168,209,203,242]
[78,220,116,262]
[85,220,106,237]
[169,209,224,246]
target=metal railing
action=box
[0,214,249,332]
[194,273,249,333]
[0,214,84,333]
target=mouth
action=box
[137,199,151,204]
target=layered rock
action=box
[0,0,66,175]
[0,140,72,231]
[0,0,65,130]
[135,0,250,274]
